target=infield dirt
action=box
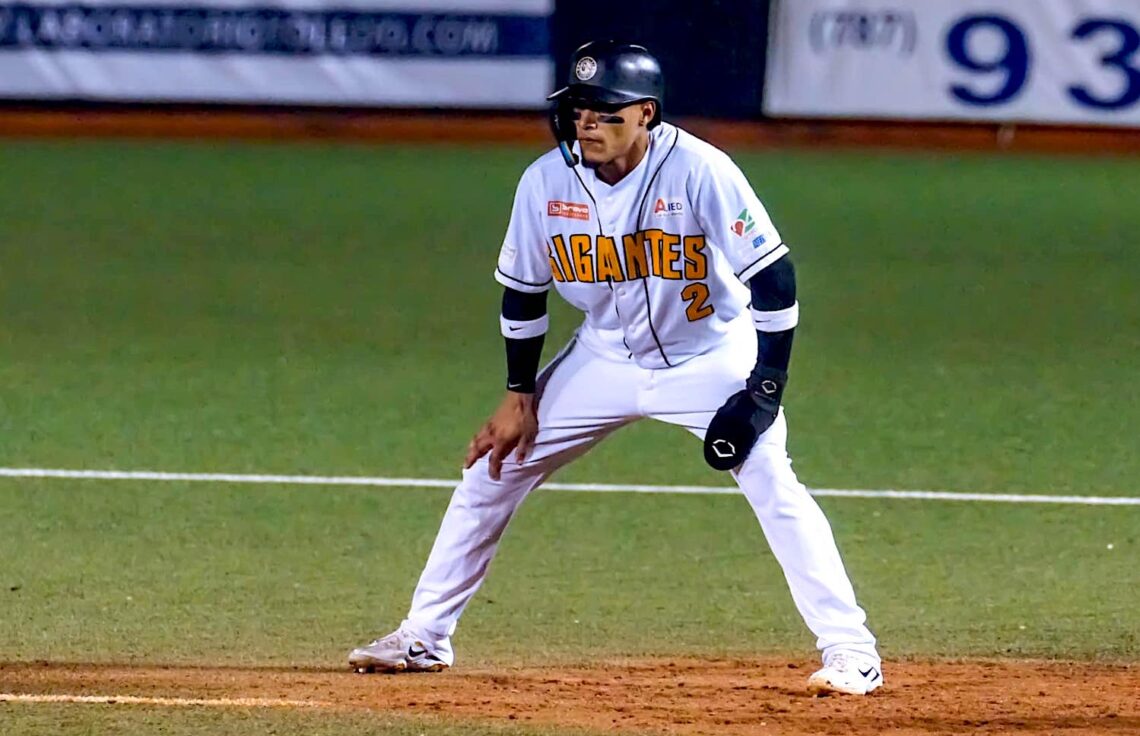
[2,657,1136,735]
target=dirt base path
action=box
[2,658,1137,735]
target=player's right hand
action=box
[464,391,539,481]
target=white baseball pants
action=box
[402,327,878,664]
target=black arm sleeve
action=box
[748,254,796,384]
[502,287,548,393]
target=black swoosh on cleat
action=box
[408,646,428,658]
[859,667,881,681]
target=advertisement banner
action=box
[764,0,1140,126]
[0,0,553,107]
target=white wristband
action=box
[500,314,550,339]
[751,302,799,332]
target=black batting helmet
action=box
[548,40,664,128]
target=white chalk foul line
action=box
[1,467,1137,506]
[0,692,324,709]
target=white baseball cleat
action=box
[807,651,883,695]
[348,628,453,674]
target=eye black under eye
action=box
[571,106,626,122]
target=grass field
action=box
[1,139,1137,734]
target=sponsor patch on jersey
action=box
[731,208,756,237]
[653,197,684,216]
[751,234,767,249]
[548,200,590,221]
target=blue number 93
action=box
[1068,19,1140,110]
[946,15,1030,106]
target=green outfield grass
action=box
[1,141,1137,492]
[1,482,1136,666]
[1,140,1138,735]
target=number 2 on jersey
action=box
[682,282,714,322]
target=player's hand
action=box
[464,391,539,481]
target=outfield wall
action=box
[766,0,1140,127]
[2,0,1139,146]
[0,0,555,107]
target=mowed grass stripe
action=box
[2,467,1137,506]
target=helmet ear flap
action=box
[549,100,577,146]
[549,100,579,167]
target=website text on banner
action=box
[0,0,553,107]
[764,0,1140,127]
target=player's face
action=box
[573,101,654,165]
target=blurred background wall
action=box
[1,0,1138,142]
[553,0,772,119]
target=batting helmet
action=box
[548,40,664,126]
[548,41,664,165]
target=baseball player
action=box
[350,41,883,696]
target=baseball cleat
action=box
[348,628,452,674]
[807,651,883,695]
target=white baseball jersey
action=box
[495,122,789,369]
